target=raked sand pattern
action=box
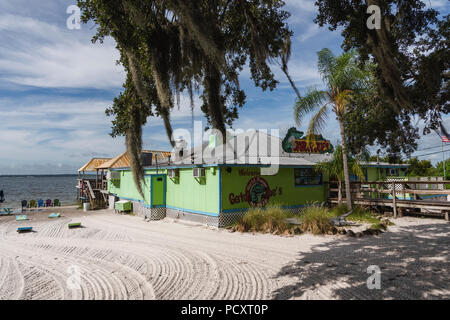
[0,207,448,300]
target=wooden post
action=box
[402,182,406,201]
[444,211,449,221]
[393,185,398,218]
[377,182,380,199]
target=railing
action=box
[77,179,107,190]
[328,180,450,198]
[327,180,450,220]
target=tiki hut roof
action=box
[78,158,111,172]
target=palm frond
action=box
[294,89,328,127]
[333,89,352,115]
[306,103,329,137]
[317,48,335,84]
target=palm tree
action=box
[294,48,370,210]
[315,146,368,204]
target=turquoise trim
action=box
[166,206,220,217]
[218,166,222,213]
[363,165,409,168]
[294,184,323,188]
[222,204,307,213]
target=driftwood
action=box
[285,218,302,225]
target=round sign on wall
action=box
[245,177,271,207]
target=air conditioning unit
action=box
[193,168,205,178]
[168,169,179,178]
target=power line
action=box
[416,144,443,152]
[414,148,450,158]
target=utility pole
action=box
[443,141,446,179]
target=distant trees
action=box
[406,158,435,177]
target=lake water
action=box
[0,175,83,209]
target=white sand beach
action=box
[0,206,448,300]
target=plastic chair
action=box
[37,199,45,207]
[29,200,37,208]
[53,199,61,207]
[45,199,52,207]
[21,200,28,209]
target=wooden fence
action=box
[327,180,450,220]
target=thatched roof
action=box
[95,150,171,170]
[78,158,111,172]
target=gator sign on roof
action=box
[282,127,333,154]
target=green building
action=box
[107,130,335,227]
[106,130,412,227]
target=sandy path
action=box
[0,207,448,300]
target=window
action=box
[294,168,322,186]
[386,168,399,176]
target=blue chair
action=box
[38,199,45,207]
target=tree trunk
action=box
[338,180,342,204]
[338,116,353,210]
[206,61,227,141]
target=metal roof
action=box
[360,162,409,168]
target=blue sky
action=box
[0,0,448,175]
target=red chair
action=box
[46,199,53,207]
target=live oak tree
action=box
[343,65,420,158]
[314,0,449,134]
[78,0,293,196]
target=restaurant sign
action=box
[282,127,333,154]
[228,177,282,207]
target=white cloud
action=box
[0,97,125,167]
[0,14,125,89]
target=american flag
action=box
[441,122,450,142]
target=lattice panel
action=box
[131,202,166,220]
[149,207,166,221]
[386,177,406,192]
[219,211,247,228]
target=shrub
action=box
[299,206,334,235]
[233,204,293,234]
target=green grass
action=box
[232,204,294,234]
[233,204,335,235]
[298,206,334,235]
[233,203,392,236]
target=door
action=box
[151,175,166,208]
